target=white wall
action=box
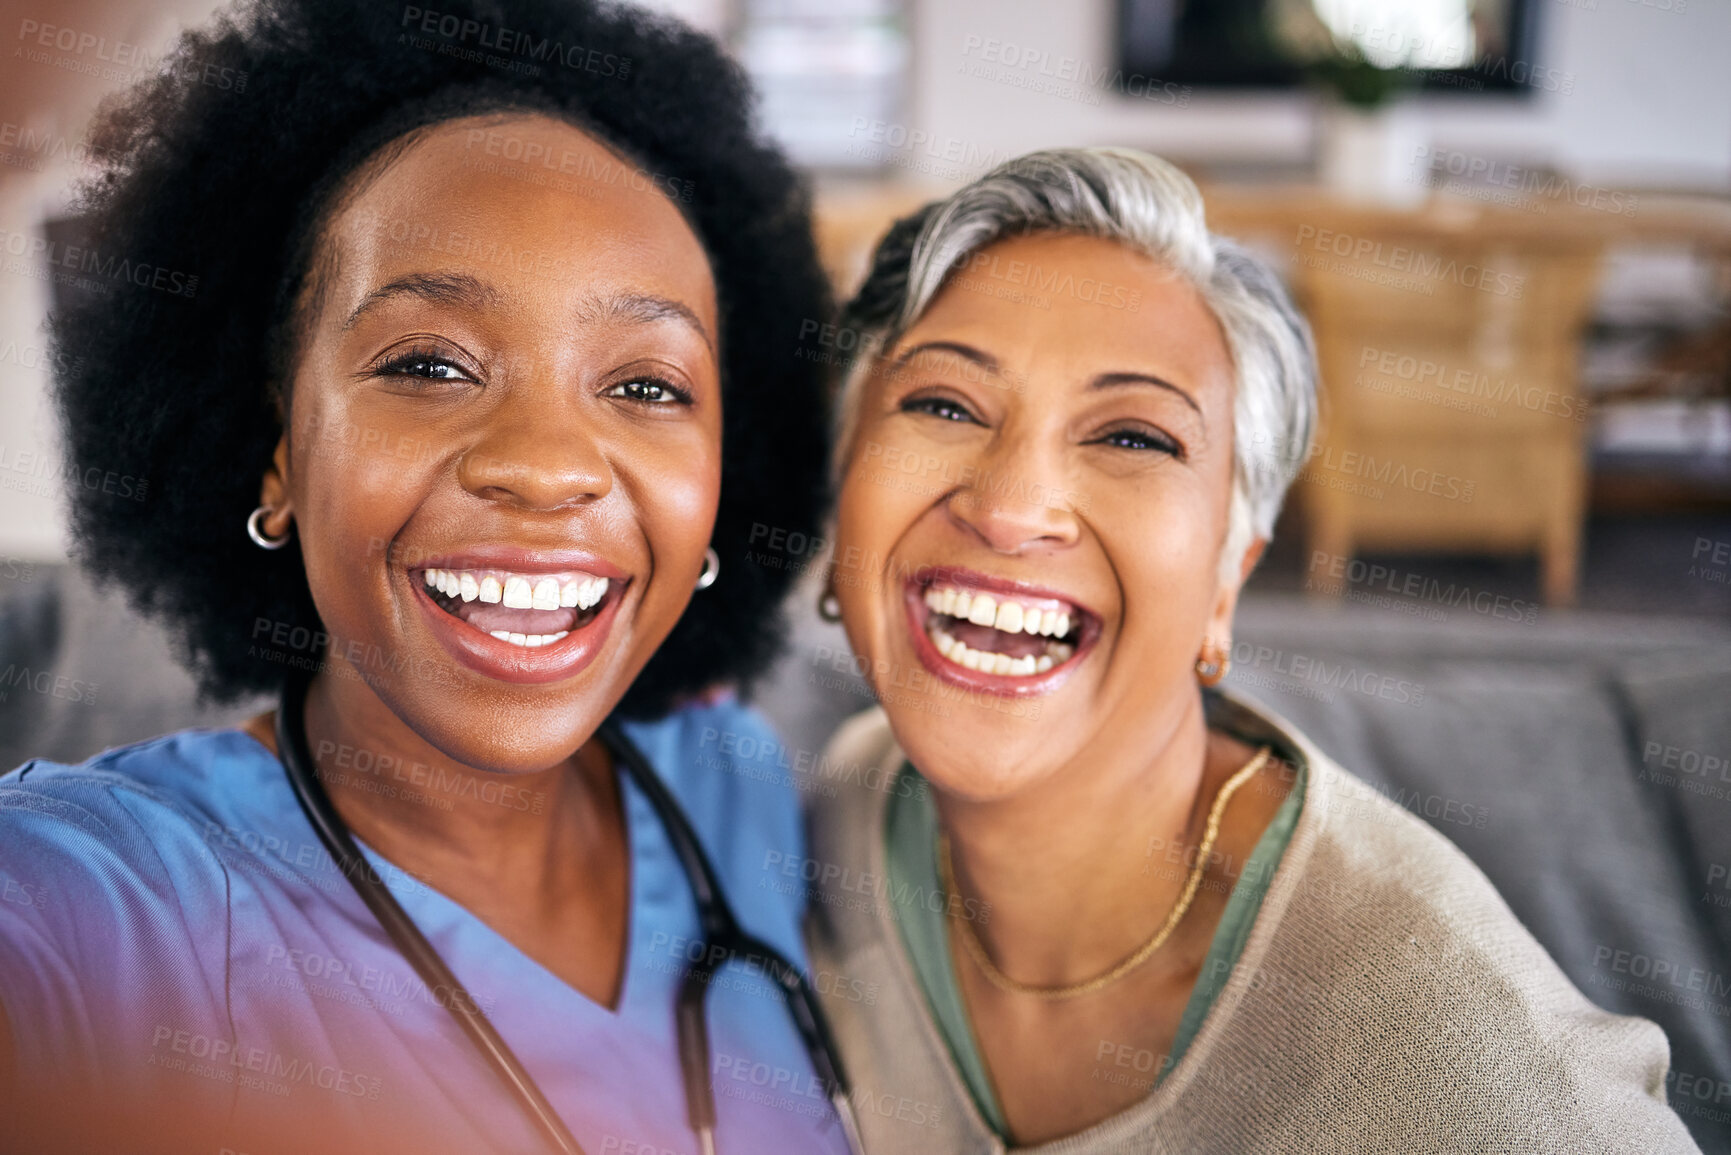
[902,0,1731,189]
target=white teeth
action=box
[487,630,570,648]
[924,615,1074,679]
[436,569,608,615]
[922,585,1079,642]
[502,576,534,609]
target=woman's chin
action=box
[890,717,1059,803]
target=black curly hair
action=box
[51,0,832,719]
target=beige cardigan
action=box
[802,693,1699,1154]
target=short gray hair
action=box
[832,147,1317,585]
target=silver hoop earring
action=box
[696,546,720,591]
[247,505,291,550]
[818,591,842,623]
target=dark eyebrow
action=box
[342,280,714,359]
[892,341,1201,417]
[891,340,1001,374]
[343,272,499,331]
[1090,371,1201,415]
[578,292,715,357]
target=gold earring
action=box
[1195,640,1230,686]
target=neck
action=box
[934,691,1217,989]
[293,671,618,909]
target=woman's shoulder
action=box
[619,697,814,943]
[800,707,908,864]
[1242,709,1585,993]
[0,728,277,850]
[620,695,806,837]
[1206,731,1695,1147]
[0,733,259,1027]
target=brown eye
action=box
[902,395,980,424]
[606,377,692,405]
[1093,426,1183,458]
[378,355,468,381]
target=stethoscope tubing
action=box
[277,671,588,1154]
[274,669,863,1155]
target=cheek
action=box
[620,429,722,583]
[834,453,916,592]
[1104,478,1224,625]
[289,397,432,594]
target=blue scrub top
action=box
[0,701,850,1154]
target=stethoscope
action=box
[274,669,866,1155]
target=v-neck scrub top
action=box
[0,701,851,1155]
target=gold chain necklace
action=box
[939,745,1272,1001]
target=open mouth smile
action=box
[409,553,630,685]
[904,565,1098,696]
[420,567,613,647]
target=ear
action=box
[1202,535,1266,664]
[256,433,294,540]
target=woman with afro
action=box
[0,1,850,1151]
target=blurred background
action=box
[2,0,1729,1147]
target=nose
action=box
[458,381,612,511]
[943,426,1080,555]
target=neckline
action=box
[228,724,645,1018]
[879,726,1310,1143]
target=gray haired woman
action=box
[803,148,1696,1153]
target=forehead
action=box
[316,113,715,327]
[905,232,1233,401]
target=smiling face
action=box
[834,232,1252,799]
[258,112,721,774]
